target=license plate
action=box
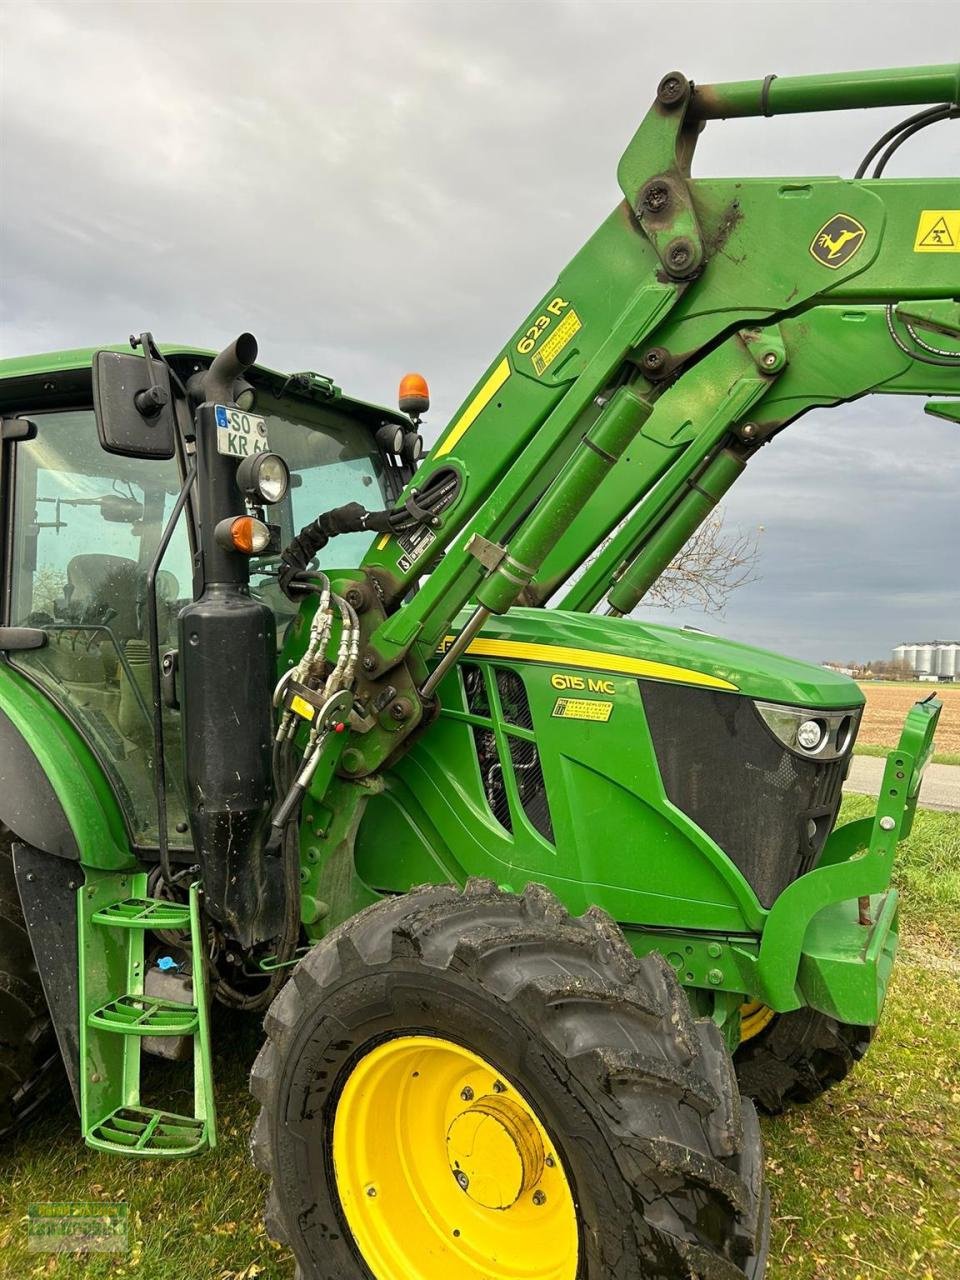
[215,405,269,458]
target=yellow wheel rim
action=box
[739,1000,776,1043]
[332,1035,580,1280]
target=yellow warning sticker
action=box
[914,210,960,252]
[290,695,315,721]
[532,309,582,376]
[552,697,613,723]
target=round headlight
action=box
[797,719,825,751]
[236,451,290,505]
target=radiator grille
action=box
[640,682,851,907]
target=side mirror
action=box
[92,349,177,459]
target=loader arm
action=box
[321,63,959,775]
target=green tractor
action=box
[1,63,957,1280]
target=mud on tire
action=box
[0,829,62,1140]
[735,1007,874,1115]
[251,880,769,1279]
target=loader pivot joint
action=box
[657,71,690,108]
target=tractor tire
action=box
[734,1007,874,1114]
[251,880,769,1280]
[0,829,63,1140]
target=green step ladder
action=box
[78,874,216,1158]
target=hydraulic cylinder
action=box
[606,447,745,615]
[475,385,653,615]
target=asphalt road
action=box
[845,756,960,812]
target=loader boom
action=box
[323,62,960,775]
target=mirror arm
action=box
[129,332,171,419]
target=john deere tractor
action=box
[1,63,957,1280]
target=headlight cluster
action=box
[754,702,859,760]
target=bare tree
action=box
[640,512,761,615]
[30,565,67,615]
[559,509,761,615]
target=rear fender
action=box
[0,665,132,868]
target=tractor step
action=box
[87,1106,209,1158]
[91,897,192,930]
[87,994,200,1036]
[78,876,216,1159]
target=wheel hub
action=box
[447,1092,545,1210]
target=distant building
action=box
[892,641,960,681]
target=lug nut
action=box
[460,1086,474,1102]
[455,1171,470,1191]
[532,1190,547,1206]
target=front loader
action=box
[1,62,958,1280]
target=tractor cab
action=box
[0,344,412,849]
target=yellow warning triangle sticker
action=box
[914,210,960,252]
[920,216,955,248]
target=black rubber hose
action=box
[854,104,952,178]
[871,107,958,176]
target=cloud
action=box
[1,0,957,661]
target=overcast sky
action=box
[1,0,958,663]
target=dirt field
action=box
[858,682,960,756]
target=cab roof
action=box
[0,343,409,430]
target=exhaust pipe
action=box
[178,334,284,948]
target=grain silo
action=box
[939,644,958,679]
[915,644,934,675]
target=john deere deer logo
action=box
[810,214,867,269]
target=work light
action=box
[236,451,290,505]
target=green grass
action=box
[854,742,960,767]
[1,802,958,1280]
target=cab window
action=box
[7,409,193,844]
